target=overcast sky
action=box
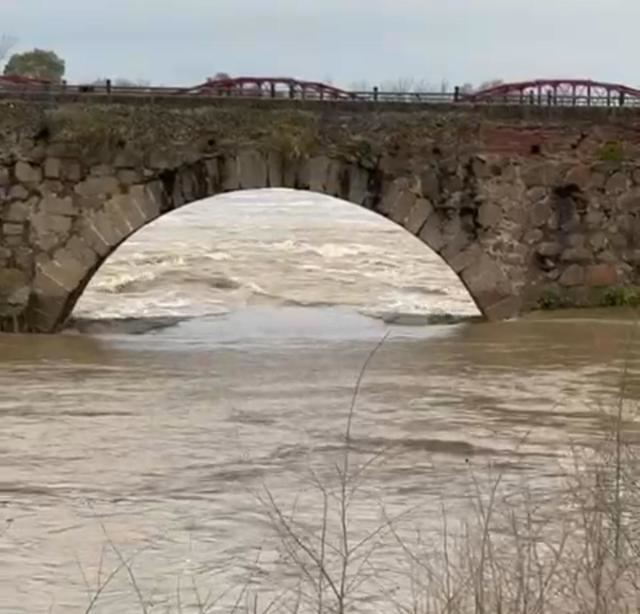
[1,0,637,88]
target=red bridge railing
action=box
[2,76,640,107]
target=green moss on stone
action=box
[598,141,625,162]
[600,286,640,307]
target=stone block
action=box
[448,243,483,273]
[460,253,511,311]
[266,152,284,189]
[597,250,617,264]
[3,222,23,236]
[0,268,27,295]
[526,187,547,203]
[90,164,114,177]
[38,180,65,196]
[117,169,143,185]
[4,201,30,222]
[82,210,125,252]
[308,156,331,193]
[536,242,562,257]
[589,232,608,252]
[75,176,121,198]
[44,158,62,179]
[102,197,135,237]
[420,167,440,201]
[40,194,76,216]
[404,198,433,234]
[484,295,521,321]
[560,247,592,263]
[171,167,199,207]
[114,150,143,169]
[471,155,491,179]
[128,183,162,221]
[237,150,268,190]
[589,172,606,190]
[34,257,72,295]
[220,155,240,191]
[13,246,33,271]
[388,190,417,226]
[418,214,445,252]
[618,190,640,210]
[530,199,551,227]
[147,149,178,170]
[15,161,42,184]
[477,202,502,228]
[585,209,605,228]
[79,217,111,256]
[64,235,98,269]
[565,164,591,189]
[379,178,408,216]
[347,165,369,206]
[440,231,472,263]
[60,160,83,181]
[30,211,73,251]
[0,166,9,186]
[9,185,29,200]
[585,264,617,287]
[605,172,628,194]
[559,264,584,286]
[325,161,343,198]
[521,162,560,188]
[0,268,29,313]
[524,229,543,244]
[51,248,90,287]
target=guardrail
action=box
[1,82,640,108]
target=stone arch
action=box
[6,150,518,333]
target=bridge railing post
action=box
[453,85,460,102]
[620,91,626,107]
[106,79,112,95]
[373,86,379,102]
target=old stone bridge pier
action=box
[2,97,640,332]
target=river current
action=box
[1,190,640,612]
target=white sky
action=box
[1,0,636,88]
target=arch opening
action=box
[2,151,520,333]
[71,189,480,333]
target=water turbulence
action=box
[70,189,478,334]
[2,189,640,612]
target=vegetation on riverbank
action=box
[537,285,640,311]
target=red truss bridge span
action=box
[3,76,640,107]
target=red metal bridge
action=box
[2,76,640,107]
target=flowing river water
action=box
[1,190,640,612]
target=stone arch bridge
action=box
[2,98,640,332]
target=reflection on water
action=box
[1,191,640,612]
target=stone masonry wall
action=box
[2,99,640,332]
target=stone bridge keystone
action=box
[2,98,640,332]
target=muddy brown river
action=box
[1,191,639,612]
